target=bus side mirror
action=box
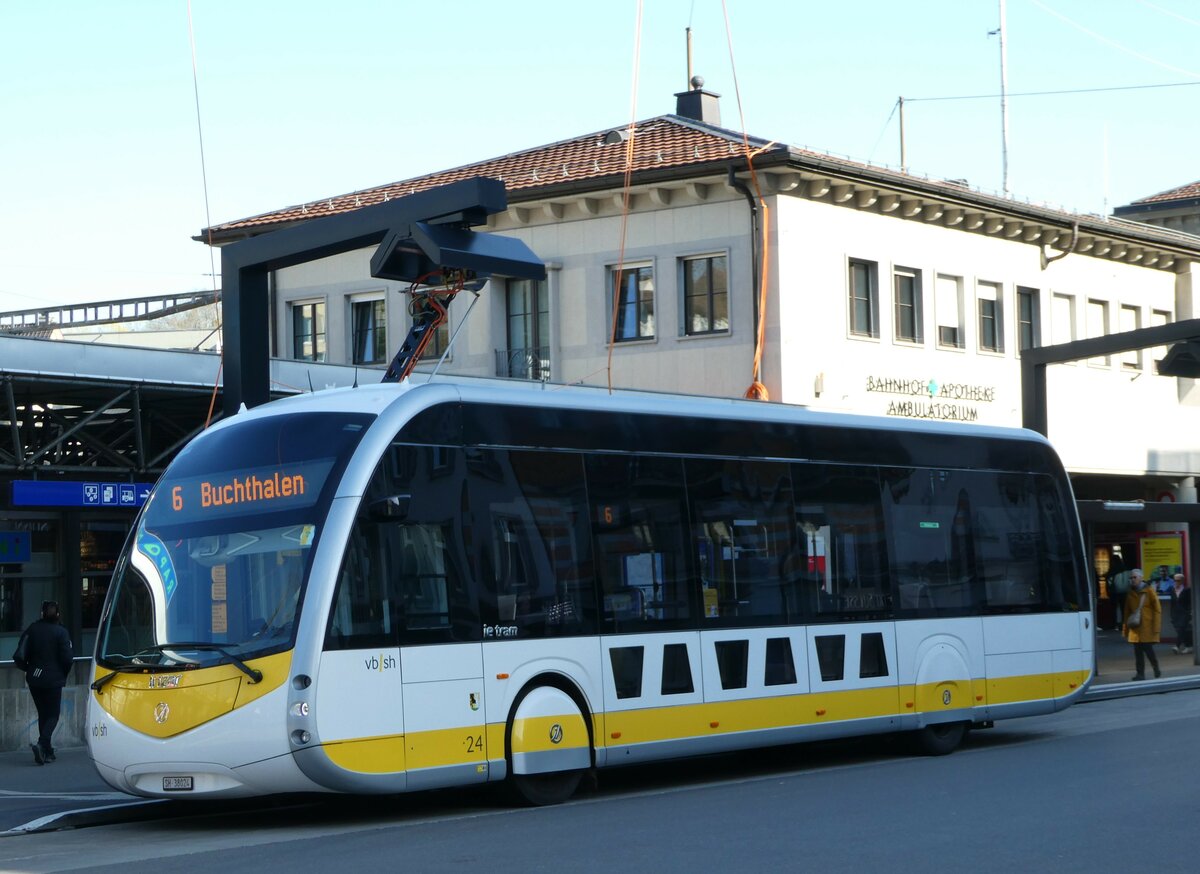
[367,494,411,521]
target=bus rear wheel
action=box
[510,768,584,806]
[913,721,968,756]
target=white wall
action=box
[773,193,1196,477]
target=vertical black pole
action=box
[1021,358,1048,435]
[222,254,272,417]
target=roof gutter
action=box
[726,164,761,343]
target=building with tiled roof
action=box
[203,84,1200,512]
[1114,180,1200,236]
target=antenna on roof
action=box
[686,26,693,90]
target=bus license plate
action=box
[163,776,194,791]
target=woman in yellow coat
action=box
[1124,568,1162,680]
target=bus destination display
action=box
[151,459,336,524]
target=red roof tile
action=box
[1131,180,1200,205]
[206,116,781,237]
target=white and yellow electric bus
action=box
[87,376,1093,804]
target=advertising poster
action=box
[1140,533,1184,595]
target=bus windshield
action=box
[96,411,374,669]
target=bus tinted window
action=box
[791,464,890,620]
[327,445,479,650]
[883,468,983,615]
[468,449,596,638]
[586,455,695,631]
[687,458,797,625]
[883,468,1081,616]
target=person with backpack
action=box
[11,600,74,764]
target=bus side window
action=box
[882,468,983,616]
[586,454,695,632]
[972,473,1079,612]
[792,463,891,621]
[468,449,596,638]
[327,444,480,650]
[326,519,395,650]
[686,458,796,625]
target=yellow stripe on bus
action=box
[322,735,407,774]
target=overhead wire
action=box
[607,0,644,394]
[1027,0,1200,79]
[187,1,224,427]
[905,79,1200,103]
[720,0,770,401]
[1135,0,1200,28]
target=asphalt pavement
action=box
[0,746,156,835]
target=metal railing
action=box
[495,347,551,381]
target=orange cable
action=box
[607,0,644,394]
[721,0,771,401]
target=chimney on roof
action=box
[675,75,722,126]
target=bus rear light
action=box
[291,730,311,745]
[291,702,310,718]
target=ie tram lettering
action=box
[88,380,1092,807]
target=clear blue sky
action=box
[2,0,1198,312]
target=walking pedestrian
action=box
[1123,569,1162,681]
[10,600,74,764]
[1170,573,1193,654]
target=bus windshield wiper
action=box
[90,664,153,692]
[133,643,263,684]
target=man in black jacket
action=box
[12,600,74,764]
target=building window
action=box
[683,255,729,335]
[1051,293,1076,346]
[1120,305,1142,371]
[893,267,922,343]
[500,278,549,380]
[935,274,964,348]
[612,264,655,341]
[1086,299,1110,366]
[350,298,387,366]
[977,281,1003,353]
[848,259,878,338]
[1017,287,1040,353]
[1151,309,1172,365]
[291,301,326,362]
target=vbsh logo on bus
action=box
[364,652,397,672]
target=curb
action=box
[1082,674,1200,702]
[1,799,169,837]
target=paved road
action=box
[2,690,1198,873]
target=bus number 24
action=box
[464,734,483,754]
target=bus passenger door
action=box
[317,515,406,777]
[314,645,405,775]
